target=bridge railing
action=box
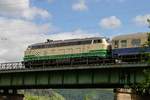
[0,62,25,70]
[0,60,148,71]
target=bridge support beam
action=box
[114,88,150,100]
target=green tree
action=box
[24,90,65,100]
[84,91,98,100]
[132,19,150,95]
[24,94,39,100]
[132,69,150,95]
[49,91,65,100]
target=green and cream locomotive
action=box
[24,37,111,67]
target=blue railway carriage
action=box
[112,32,150,62]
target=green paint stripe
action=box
[89,49,107,52]
[24,49,109,61]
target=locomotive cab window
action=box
[131,39,141,47]
[94,39,102,43]
[121,40,127,48]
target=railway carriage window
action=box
[114,40,119,48]
[121,40,127,48]
[131,39,141,47]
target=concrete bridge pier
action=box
[114,88,132,100]
[114,88,150,100]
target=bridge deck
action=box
[0,62,148,89]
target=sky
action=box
[0,0,150,62]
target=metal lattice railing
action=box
[0,59,147,71]
[0,62,25,70]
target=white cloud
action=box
[0,0,50,20]
[133,14,150,26]
[72,0,88,11]
[99,16,121,29]
[49,29,100,40]
[0,18,99,62]
[22,7,50,20]
[0,17,53,62]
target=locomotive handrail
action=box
[0,61,149,71]
[0,63,148,74]
[0,62,25,70]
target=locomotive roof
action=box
[112,32,148,40]
[29,37,106,47]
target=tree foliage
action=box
[132,69,150,95]
[49,91,65,100]
[84,91,98,100]
[24,91,65,100]
[132,19,150,95]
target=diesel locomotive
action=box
[24,37,112,67]
[23,32,150,68]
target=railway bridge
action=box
[0,62,149,99]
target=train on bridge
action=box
[23,32,150,68]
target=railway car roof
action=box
[28,37,107,48]
[112,32,148,40]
